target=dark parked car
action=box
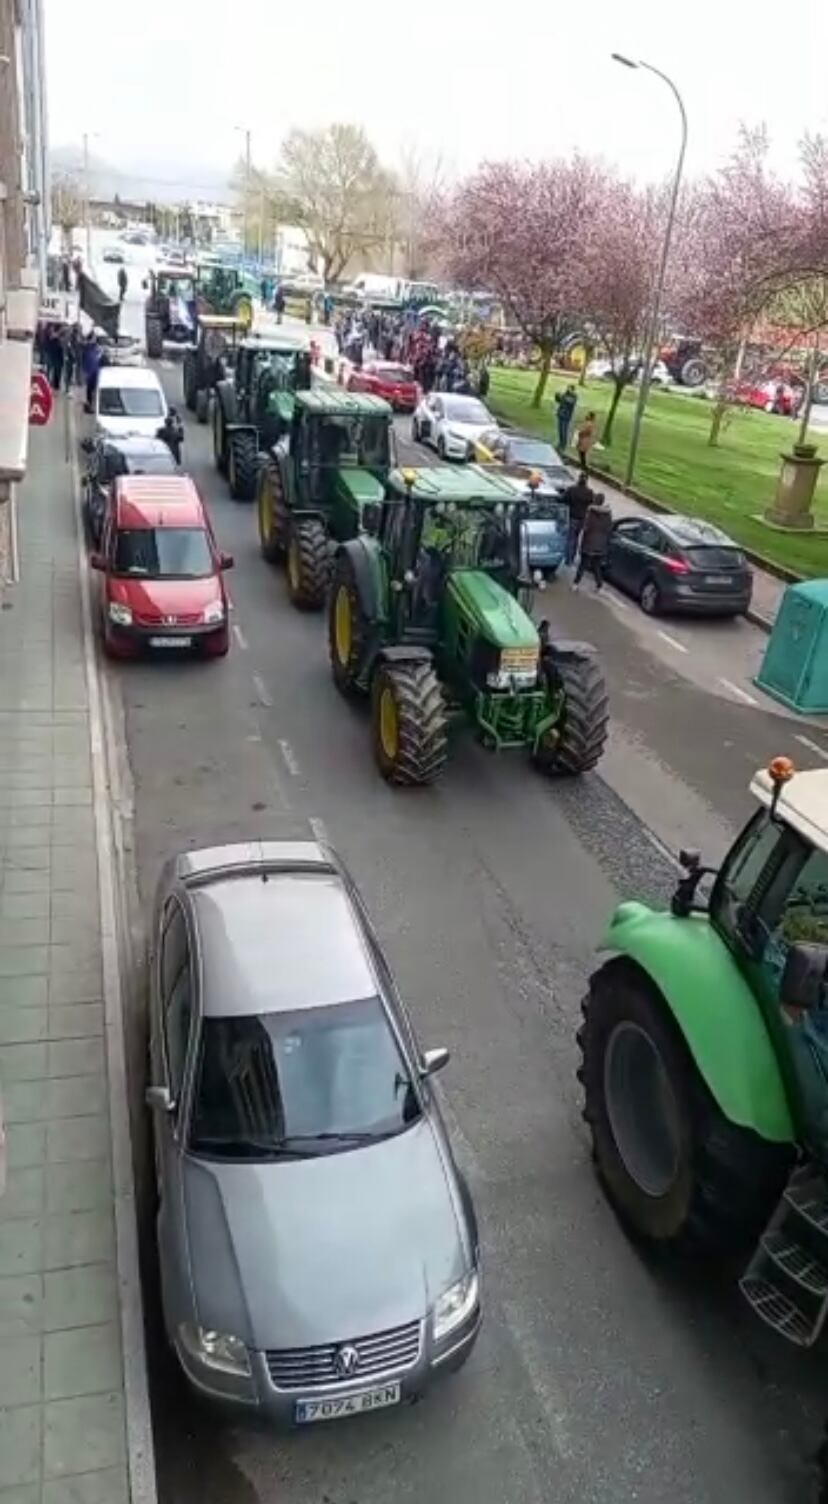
[81,436,179,545]
[146,840,481,1423]
[605,515,753,618]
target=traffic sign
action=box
[29,371,54,427]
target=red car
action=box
[731,377,800,416]
[91,474,233,658]
[347,361,419,411]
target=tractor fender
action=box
[215,380,238,423]
[542,637,597,660]
[378,644,433,665]
[336,537,385,624]
[602,901,794,1144]
[224,421,257,440]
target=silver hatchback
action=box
[146,840,481,1424]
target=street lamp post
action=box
[235,126,251,262]
[82,130,99,269]
[611,54,687,488]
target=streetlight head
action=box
[611,52,638,68]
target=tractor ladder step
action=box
[740,1167,828,1348]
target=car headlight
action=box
[202,600,225,624]
[178,1323,251,1377]
[433,1269,479,1342]
[108,602,132,626]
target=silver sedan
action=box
[146,839,481,1424]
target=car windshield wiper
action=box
[193,1134,307,1159]
[279,1130,398,1148]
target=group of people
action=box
[553,383,598,469]
[331,305,489,397]
[560,469,612,591]
[36,321,107,406]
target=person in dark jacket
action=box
[573,493,612,591]
[274,285,286,324]
[554,384,577,450]
[156,407,184,465]
[117,266,128,302]
[561,469,595,565]
[46,327,65,391]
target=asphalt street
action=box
[76,252,828,1502]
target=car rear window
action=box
[376,366,413,382]
[99,386,164,418]
[113,527,213,578]
[683,546,746,571]
[188,996,421,1161]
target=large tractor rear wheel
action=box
[228,430,259,502]
[195,388,209,424]
[372,661,447,786]
[145,314,163,359]
[257,460,288,563]
[577,960,793,1257]
[182,351,197,411]
[536,650,608,775]
[286,519,329,610]
[328,556,369,697]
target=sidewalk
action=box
[0,403,148,1502]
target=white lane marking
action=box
[232,623,248,651]
[656,629,689,654]
[278,738,301,776]
[252,671,273,708]
[309,816,329,843]
[795,733,828,761]
[718,677,759,707]
[601,588,631,611]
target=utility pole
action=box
[82,130,91,268]
[235,126,251,262]
[258,185,265,265]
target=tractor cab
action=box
[212,334,308,499]
[196,263,255,328]
[182,314,246,423]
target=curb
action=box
[68,399,159,1504]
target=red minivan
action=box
[91,475,233,658]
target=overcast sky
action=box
[45,0,828,189]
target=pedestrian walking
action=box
[117,265,128,303]
[156,407,183,465]
[62,326,77,391]
[554,384,577,451]
[46,327,65,391]
[477,362,491,399]
[576,411,597,471]
[81,334,102,411]
[573,492,612,591]
[274,285,286,324]
[561,468,595,566]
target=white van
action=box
[95,366,168,442]
[344,273,402,302]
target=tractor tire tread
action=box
[329,556,369,696]
[289,519,329,609]
[195,388,209,424]
[228,430,259,502]
[376,662,448,786]
[538,652,608,774]
[183,353,197,411]
[578,958,793,1258]
[145,315,163,359]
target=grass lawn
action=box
[489,368,828,578]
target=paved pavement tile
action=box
[43,1264,117,1331]
[43,1392,126,1477]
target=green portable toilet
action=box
[755,580,828,713]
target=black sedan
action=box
[81,436,179,545]
[604,515,753,618]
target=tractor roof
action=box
[156,265,193,279]
[199,314,245,331]
[386,464,521,504]
[752,766,828,854]
[240,334,305,353]
[294,388,392,418]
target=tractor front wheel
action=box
[183,351,197,411]
[212,402,227,476]
[257,461,288,563]
[228,431,259,502]
[536,650,608,775]
[286,519,329,610]
[145,315,163,359]
[329,557,369,696]
[195,388,209,424]
[371,661,447,786]
[577,960,793,1257]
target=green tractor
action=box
[212,335,310,502]
[182,314,246,424]
[144,266,198,358]
[257,388,395,610]
[327,464,609,786]
[196,262,257,329]
[577,756,828,1495]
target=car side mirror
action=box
[141,279,148,290]
[219,551,234,570]
[89,552,105,571]
[362,501,381,536]
[780,942,828,1013]
[421,1046,450,1078]
[80,436,94,454]
[145,1084,175,1114]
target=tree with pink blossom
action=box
[435,158,607,409]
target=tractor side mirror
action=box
[362,501,381,536]
[780,942,828,1013]
[142,279,148,290]
[219,552,234,571]
[89,552,105,571]
[79,437,94,454]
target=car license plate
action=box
[704,574,732,585]
[149,636,192,649]
[295,1383,401,1424]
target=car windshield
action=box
[99,386,164,418]
[113,527,213,577]
[509,439,563,466]
[444,397,490,424]
[125,453,178,475]
[188,996,421,1161]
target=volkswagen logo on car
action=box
[333,1344,360,1378]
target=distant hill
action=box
[50,144,234,205]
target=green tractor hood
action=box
[447,569,538,650]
